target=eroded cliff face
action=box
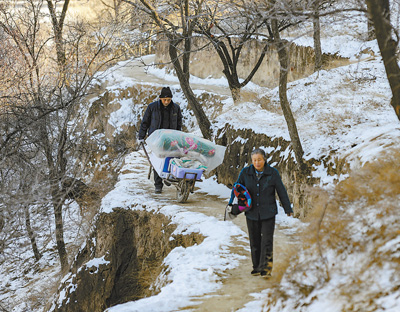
[86,84,158,157]
[155,37,346,88]
[51,208,204,312]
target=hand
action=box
[138,139,144,144]
[286,212,293,217]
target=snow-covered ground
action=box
[98,10,400,312]
[95,151,301,312]
[1,7,400,312]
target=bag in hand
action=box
[231,183,252,215]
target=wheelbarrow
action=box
[141,142,204,203]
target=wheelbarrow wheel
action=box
[176,180,192,203]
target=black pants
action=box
[154,169,163,189]
[246,216,275,272]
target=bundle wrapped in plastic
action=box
[171,158,207,170]
[145,129,226,172]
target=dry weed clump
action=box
[270,248,299,283]
[337,150,400,204]
[262,149,400,311]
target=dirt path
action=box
[103,55,236,97]
[170,191,298,312]
[124,151,300,312]
[111,58,300,311]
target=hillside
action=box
[98,33,400,312]
[1,4,400,312]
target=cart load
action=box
[149,154,206,181]
[145,129,226,172]
[143,129,227,202]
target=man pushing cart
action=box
[138,86,225,201]
[141,129,226,203]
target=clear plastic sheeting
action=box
[171,158,207,170]
[145,129,226,172]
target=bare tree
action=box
[195,0,271,103]
[99,0,126,23]
[20,168,42,262]
[366,0,400,121]
[46,0,69,72]
[234,0,306,169]
[270,18,305,169]
[123,0,212,140]
[0,0,122,272]
[310,0,339,71]
[367,11,374,40]
[312,0,323,70]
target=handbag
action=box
[230,183,252,215]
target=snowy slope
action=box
[1,6,400,312]
[101,9,400,312]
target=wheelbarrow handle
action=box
[141,141,151,164]
[140,141,153,179]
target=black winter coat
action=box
[138,100,182,140]
[233,164,293,220]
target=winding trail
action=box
[119,149,300,312]
[102,55,235,97]
[108,58,301,311]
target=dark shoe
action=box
[251,269,260,276]
[155,187,162,194]
[260,270,271,278]
[164,180,171,186]
[261,261,273,278]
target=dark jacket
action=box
[138,100,182,140]
[232,164,292,220]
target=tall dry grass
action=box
[263,149,400,311]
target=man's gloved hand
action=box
[138,139,144,144]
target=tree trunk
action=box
[208,36,268,104]
[366,0,400,120]
[40,115,69,272]
[313,8,323,71]
[129,0,212,138]
[231,87,241,103]
[47,0,70,70]
[168,39,212,140]
[215,40,242,103]
[50,179,69,273]
[24,205,42,261]
[271,21,305,170]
